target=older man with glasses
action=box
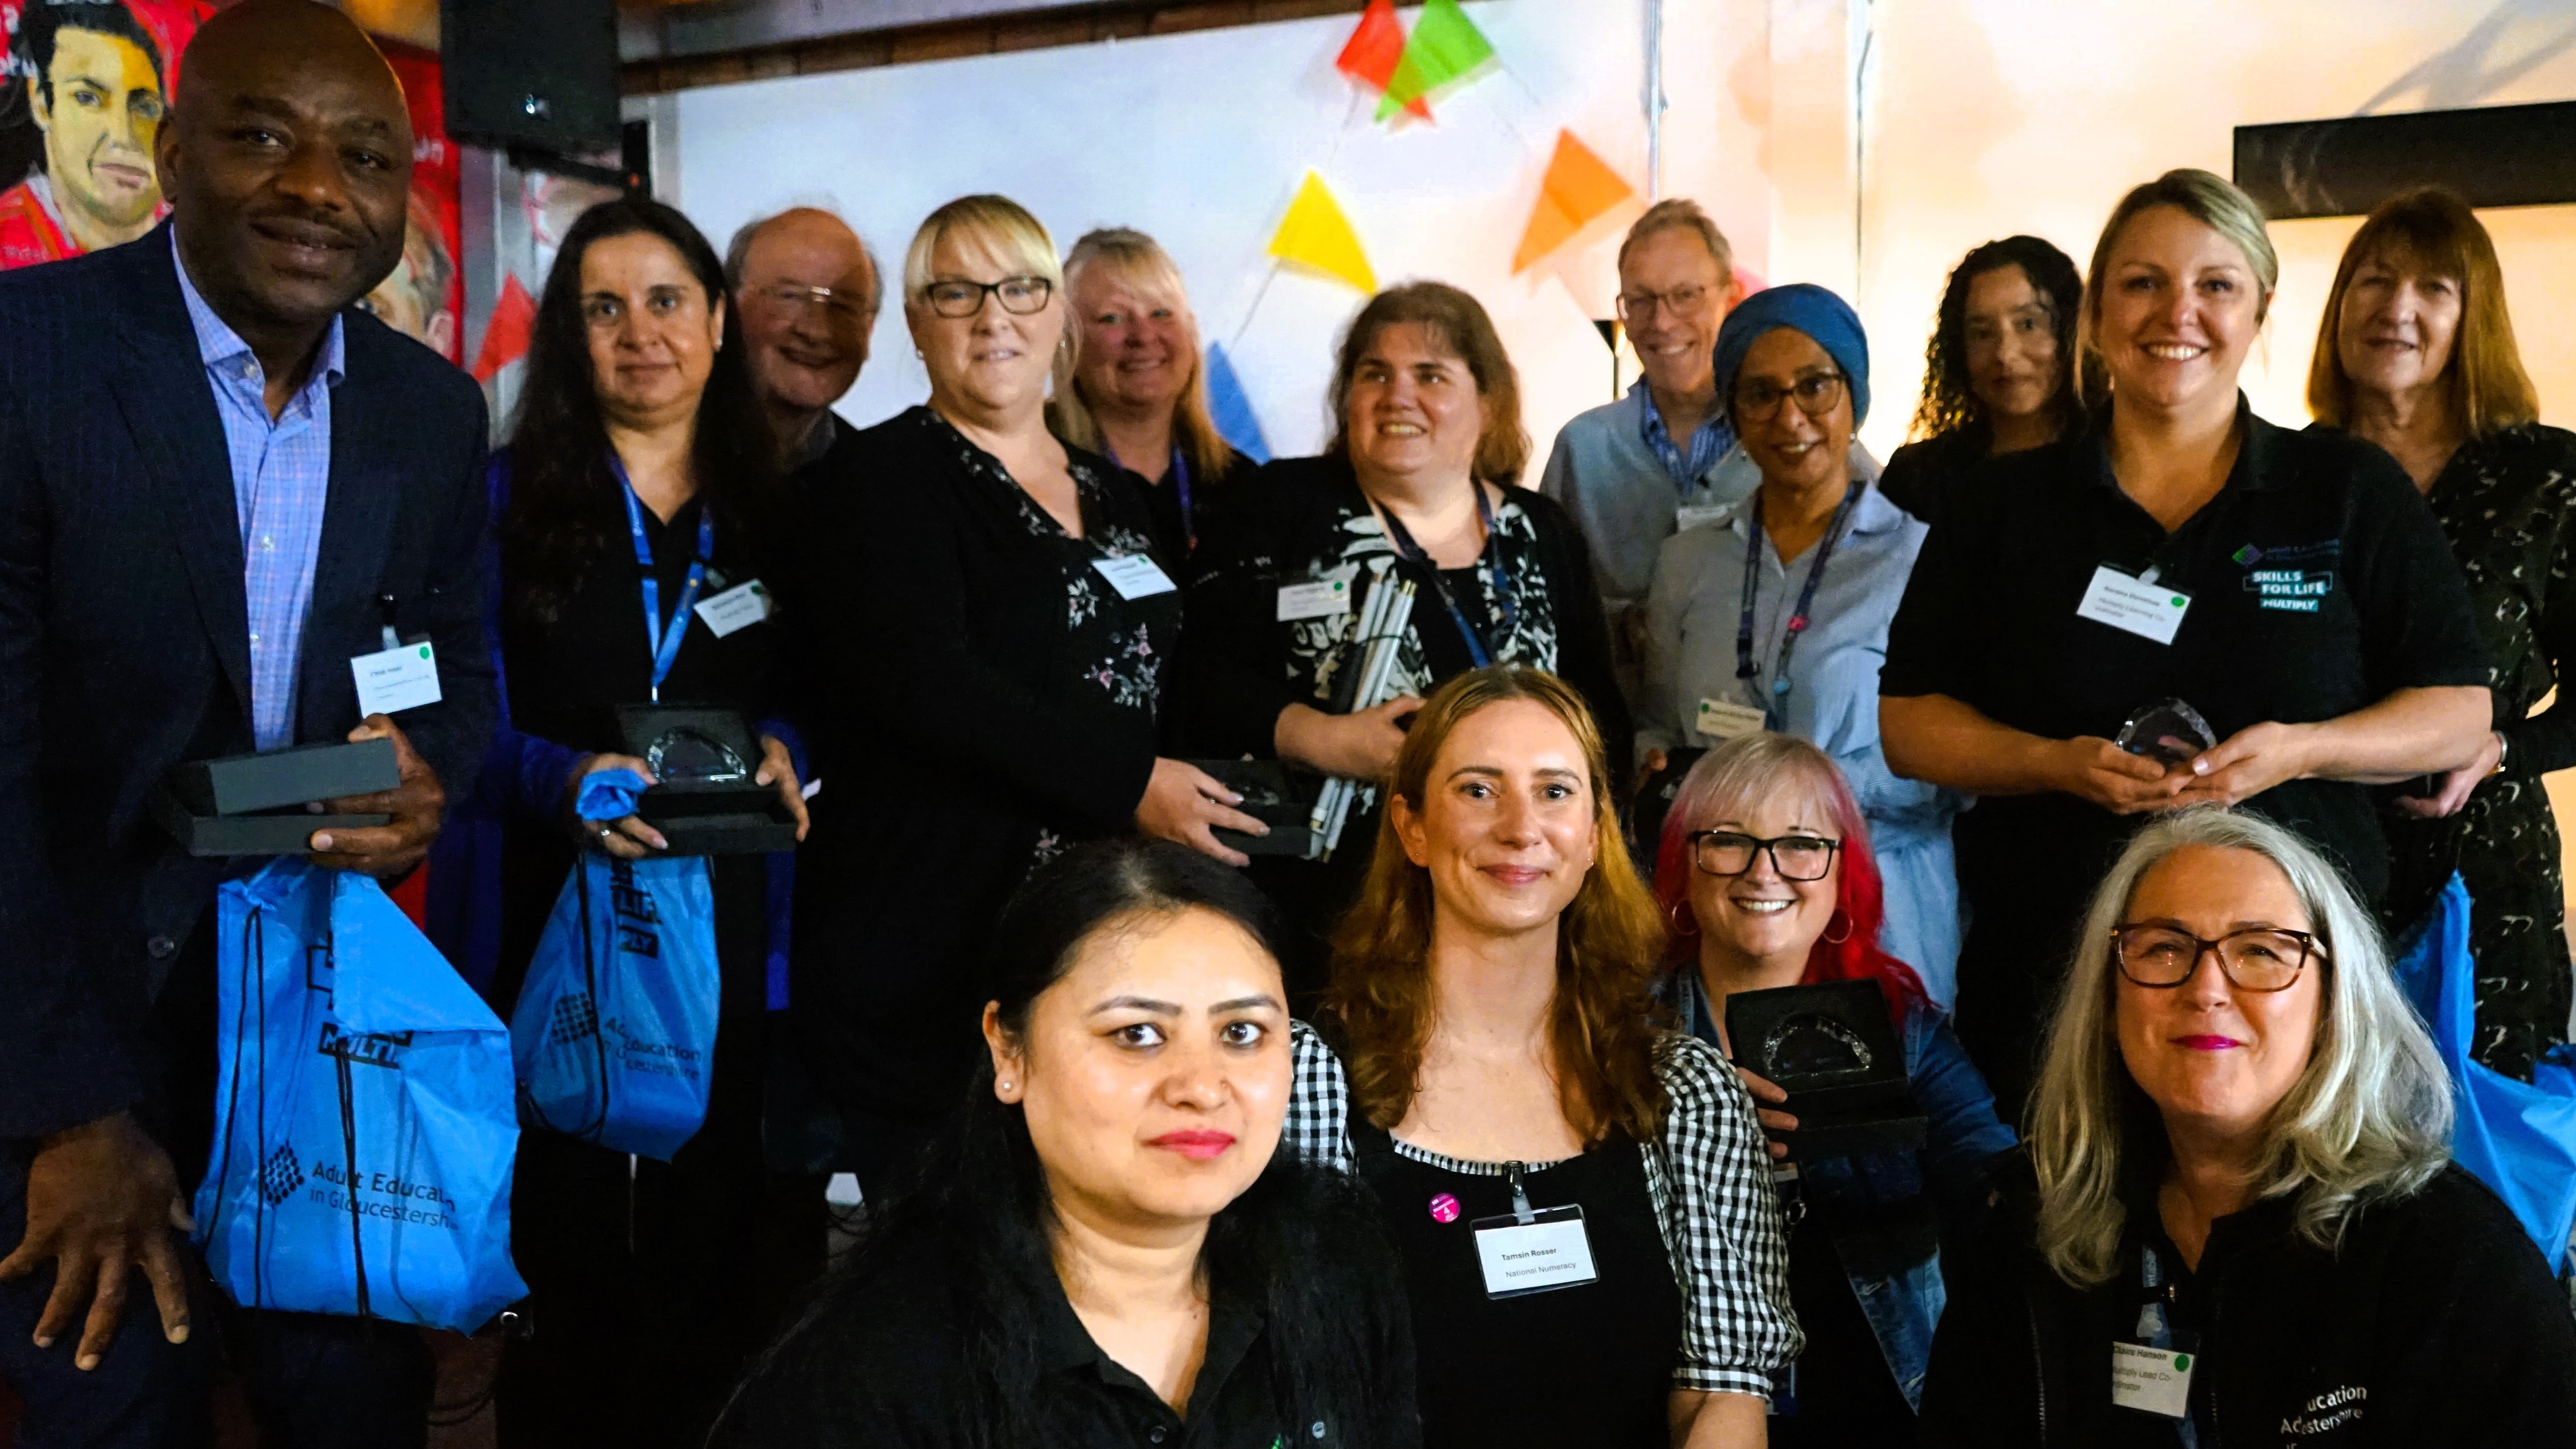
[1542,200,1877,708]
[726,206,880,484]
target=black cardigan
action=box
[1175,453,1629,774]
[1919,1153,2576,1448]
[789,408,1180,1127]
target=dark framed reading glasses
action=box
[2109,924,2323,993]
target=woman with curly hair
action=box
[1282,666,1797,1448]
[1877,235,2086,526]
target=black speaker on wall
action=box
[441,0,621,153]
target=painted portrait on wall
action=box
[0,0,212,268]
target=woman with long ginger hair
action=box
[1281,666,1797,1449]
[1651,734,2013,1444]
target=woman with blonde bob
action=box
[792,195,1266,1192]
[2308,186,2576,1082]
[1918,807,2576,1447]
[1049,226,1248,550]
[1282,667,1797,1448]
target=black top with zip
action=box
[1918,1149,2576,1448]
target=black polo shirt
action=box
[1882,397,2488,911]
[713,1237,1417,1449]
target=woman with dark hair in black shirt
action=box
[792,195,1263,1193]
[714,838,1419,1449]
[1877,235,2086,528]
[441,195,815,1446]
[1179,281,1626,998]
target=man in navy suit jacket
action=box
[0,5,496,1443]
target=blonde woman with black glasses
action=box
[1918,807,2576,1447]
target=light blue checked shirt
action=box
[173,230,345,751]
[1631,375,1735,490]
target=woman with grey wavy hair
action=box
[1917,806,2576,1447]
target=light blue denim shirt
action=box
[1637,480,1967,1005]
[1669,969,2017,1411]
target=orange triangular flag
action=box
[1511,130,1638,275]
[1335,0,1430,121]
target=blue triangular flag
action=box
[1204,342,1271,465]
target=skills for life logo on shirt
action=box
[2235,541,2340,614]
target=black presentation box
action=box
[154,740,399,857]
[613,705,799,855]
[1186,759,1317,858]
[169,738,397,816]
[1724,979,1927,1161]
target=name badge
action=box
[1470,1205,1598,1298]
[2110,1340,2195,1418]
[1674,504,1731,533]
[1697,697,1768,742]
[2076,566,2191,646]
[1093,554,1177,600]
[1277,578,1352,621]
[693,578,772,637]
[350,640,442,716]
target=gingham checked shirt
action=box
[173,230,345,751]
[1284,1021,1803,1399]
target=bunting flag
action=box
[1376,0,1496,123]
[469,274,538,383]
[1266,171,1376,294]
[1204,343,1272,464]
[1335,0,1430,122]
[1512,129,1638,274]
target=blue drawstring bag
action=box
[511,770,720,1161]
[194,859,527,1332]
[2391,873,2576,1272]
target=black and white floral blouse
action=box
[1178,453,1629,778]
[789,405,1184,1126]
[2370,421,2576,1078]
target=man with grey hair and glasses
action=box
[727,205,879,483]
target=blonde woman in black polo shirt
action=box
[1878,169,2492,1115]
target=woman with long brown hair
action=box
[2308,186,2576,1081]
[1282,666,1796,1448]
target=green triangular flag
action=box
[1376,0,1497,122]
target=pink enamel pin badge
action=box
[1428,1193,1461,1224]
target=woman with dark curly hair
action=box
[430,195,815,1446]
[1877,236,2085,526]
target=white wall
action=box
[671,1,1688,464]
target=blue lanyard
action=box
[1736,480,1864,727]
[607,452,713,704]
[1376,484,1516,670]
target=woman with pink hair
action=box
[1654,731,2014,1448]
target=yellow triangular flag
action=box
[1267,171,1376,294]
[1512,130,1637,275]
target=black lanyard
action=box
[1736,480,1864,724]
[1376,484,1516,670]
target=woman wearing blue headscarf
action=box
[1636,284,1969,1008]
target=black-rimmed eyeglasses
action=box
[2110,924,2323,993]
[1733,370,1847,425]
[922,276,1054,318]
[1688,830,1842,882]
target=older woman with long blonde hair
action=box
[791,195,1265,1194]
[1281,666,1796,1449]
[1918,807,2576,1445]
[1048,226,1247,550]
[2308,186,2576,1081]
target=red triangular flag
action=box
[469,274,537,384]
[1335,0,1430,121]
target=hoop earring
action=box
[1667,899,1698,937]
[1822,910,1854,945]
